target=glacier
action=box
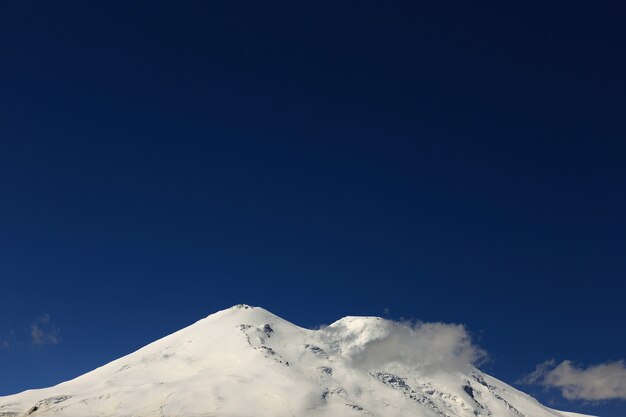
[0,305,593,417]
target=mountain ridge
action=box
[0,305,594,417]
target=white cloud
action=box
[1,330,16,350]
[31,313,60,346]
[522,359,626,401]
[324,318,486,374]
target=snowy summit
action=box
[0,305,593,417]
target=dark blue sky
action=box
[1,2,624,416]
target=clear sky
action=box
[0,2,624,416]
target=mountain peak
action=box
[231,303,255,310]
[0,306,592,417]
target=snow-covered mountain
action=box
[0,305,592,417]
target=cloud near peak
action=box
[521,359,626,401]
[325,318,486,374]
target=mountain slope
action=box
[0,305,592,417]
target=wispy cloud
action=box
[1,330,15,349]
[521,359,626,401]
[31,314,60,346]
